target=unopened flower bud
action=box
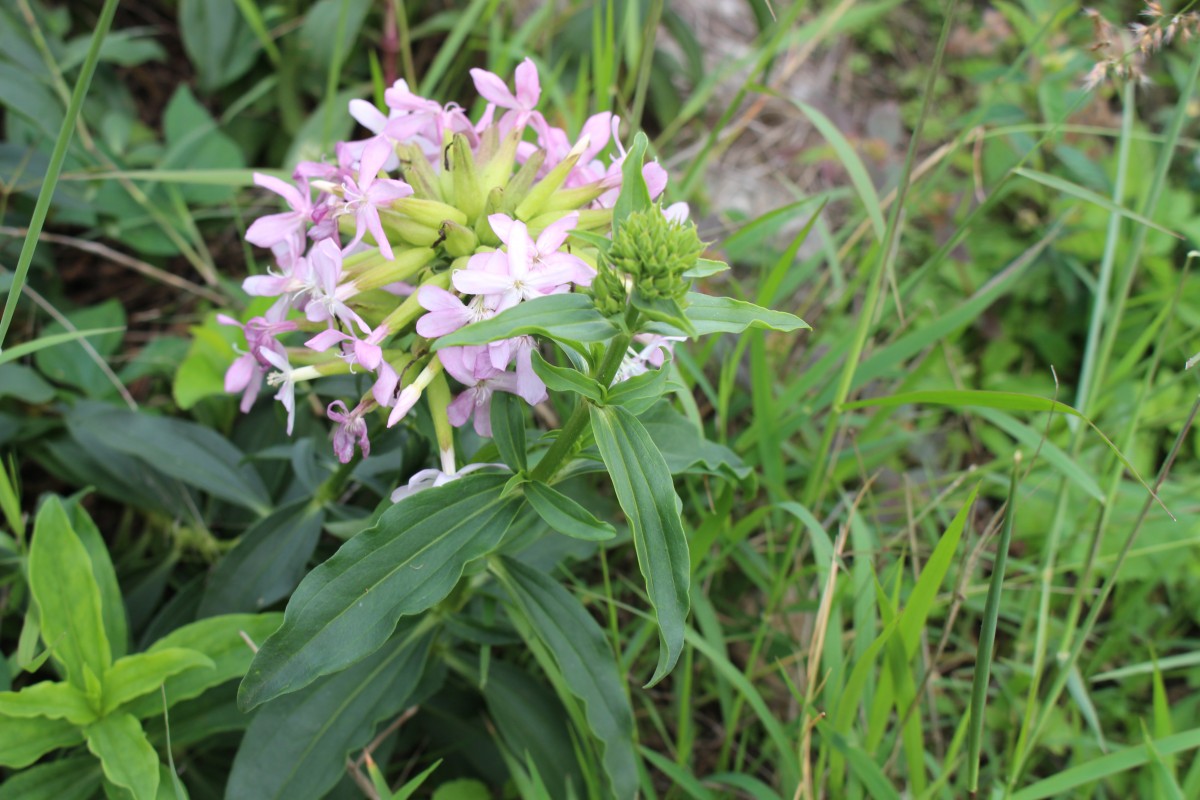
[608,204,704,300]
[439,220,478,258]
[590,261,628,317]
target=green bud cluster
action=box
[608,205,705,300]
[590,261,628,316]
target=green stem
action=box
[0,0,119,351]
[530,327,633,483]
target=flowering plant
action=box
[221,59,806,798]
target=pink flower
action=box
[469,58,544,135]
[245,173,312,249]
[328,400,371,463]
[336,137,413,260]
[415,285,499,338]
[452,214,592,309]
[439,346,521,437]
[260,348,300,435]
[303,239,368,332]
[305,324,389,371]
[219,304,299,413]
[487,335,545,405]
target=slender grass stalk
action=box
[967,455,1021,794]
[1009,393,1200,789]
[800,0,960,507]
[628,0,664,133]
[321,0,352,153]
[0,0,119,352]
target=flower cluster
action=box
[1082,3,1200,89]
[224,59,686,488]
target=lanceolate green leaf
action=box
[239,475,520,709]
[101,648,215,714]
[431,294,619,350]
[530,350,606,402]
[525,480,616,541]
[495,558,638,800]
[0,328,125,367]
[197,500,326,617]
[647,294,809,337]
[612,132,652,236]
[122,613,282,719]
[0,715,84,768]
[28,497,112,688]
[227,623,434,800]
[65,499,129,660]
[85,712,160,800]
[491,391,528,471]
[589,404,690,685]
[607,366,671,415]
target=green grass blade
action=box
[0,327,125,368]
[0,0,119,352]
[1013,167,1180,239]
[1010,728,1200,800]
[967,458,1020,793]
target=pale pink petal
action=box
[535,213,578,254]
[514,58,540,108]
[470,68,518,108]
[348,99,389,134]
[447,391,475,428]
[452,270,513,296]
[305,328,349,352]
[372,362,400,407]
[644,162,668,199]
[254,172,307,211]
[225,355,256,393]
[487,213,517,245]
[437,347,476,386]
[246,211,301,248]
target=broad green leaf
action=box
[173,319,238,410]
[0,756,102,800]
[161,85,245,204]
[530,350,606,402]
[0,714,84,768]
[0,363,55,403]
[640,403,750,479]
[32,301,126,397]
[0,680,95,724]
[607,366,671,415]
[123,613,282,719]
[197,500,326,617]
[432,294,619,350]
[28,497,111,688]
[178,0,259,91]
[1011,727,1200,800]
[85,712,160,800]
[0,327,123,368]
[239,475,520,708]
[66,403,270,513]
[496,558,638,799]
[227,622,432,800]
[490,392,528,471]
[65,498,129,660]
[612,132,651,236]
[480,661,583,797]
[431,780,491,800]
[101,648,215,715]
[525,480,616,541]
[589,405,690,685]
[639,747,717,800]
[1015,168,1181,238]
